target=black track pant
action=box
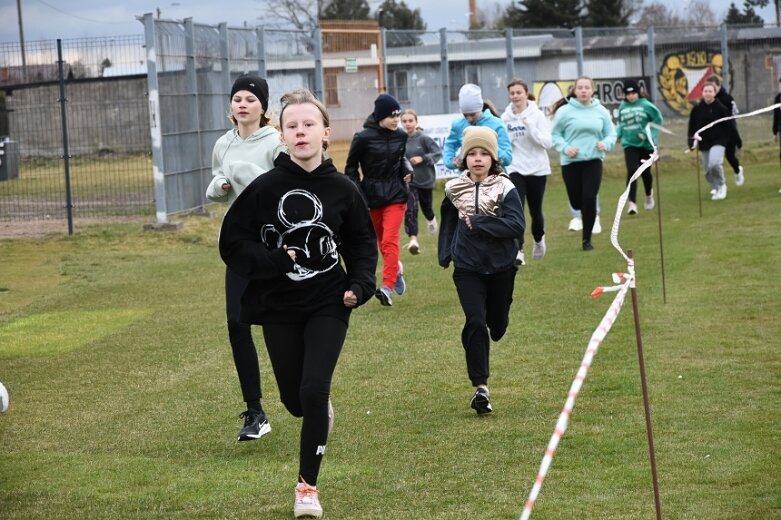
[725,141,741,174]
[623,146,653,203]
[509,172,547,246]
[262,312,347,486]
[225,268,261,405]
[405,186,435,236]
[452,266,517,387]
[562,159,603,243]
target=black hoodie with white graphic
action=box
[220,152,378,324]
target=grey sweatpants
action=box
[701,145,726,190]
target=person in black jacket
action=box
[438,126,524,415]
[345,93,412,307]
[219,88,378,520]
[688,83,738,201]
[707,75,745,186]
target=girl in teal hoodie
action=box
[442,84,512,170]
[616,79,663,215]
[551,76,616,251]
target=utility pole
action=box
[16,0,27,82]
[469,0,478,29]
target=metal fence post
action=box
[313,27,324,101]
[505,28,515,80]
[647,25,657,102]
[184,18,205,209]
[142,13,168,224]
[56,39,74,236]
[219,22,231,93]
[257,26,267,78]
[720,23,730,92]
[380,26,388,93]
[575,26,584,77]
[440,27,449,113]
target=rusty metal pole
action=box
[627,250,663,520]
[653,162,667,304]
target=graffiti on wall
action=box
[533,78,650,119]
[764,53,781,98]
[657,50,731,116]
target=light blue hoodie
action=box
[551,97,616,166]
[442,109,513,169]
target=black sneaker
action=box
[238,409,271,441]
[582,240,594,251]
[470,387,493,415]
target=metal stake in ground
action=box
[653,161,667,304]
[627,249,663,520]
[693,145,703,218]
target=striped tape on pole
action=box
[519,272,633,520]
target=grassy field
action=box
[0,143,779,519]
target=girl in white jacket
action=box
[207,74,282,442]
[502,79,552,263]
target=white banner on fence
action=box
[416,113,461,180]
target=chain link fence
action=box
[0,35,152,230]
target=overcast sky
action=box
[0,0,776,43]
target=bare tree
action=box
[634,0,721,26]
[635,1,686,26]
[685,0,719,25]
[255,0,320,30]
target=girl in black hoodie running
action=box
[219,89,378,519]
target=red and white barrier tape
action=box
[519,271,633,520]
[518,102,780,520]
[691,102,781,146]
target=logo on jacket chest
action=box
[506,122,526,138]
[261,189,339,281]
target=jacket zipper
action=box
[474,182,480,215]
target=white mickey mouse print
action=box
[261,189,339,281]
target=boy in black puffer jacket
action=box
[345,94,413,307]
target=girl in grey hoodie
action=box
[401,108,442,254]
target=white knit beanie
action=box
[458,84,484,114]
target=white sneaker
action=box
[568,217,583,231]
[712,184,727,200]
[515,250,526,266]
[735,166,745,186]
[427,217,438,234]
[532,237,546,260]
[408,237,420,255]
[592,216,602,234]
[294,481,323,519]
[627,202,638,215]
[644,192,655,210]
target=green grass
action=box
[0,145,780,519]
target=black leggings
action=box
[509,172,547,246]
[623,147,653,203]
[262,312,348,486]
[225,268,261,405]
[405,186,435,236]
[562,159,603,243]
[725,141,741,174]
[452,267,517,387]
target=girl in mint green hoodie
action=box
[551,76,616,251]
[616,79,663,215]
[207,75,282,442]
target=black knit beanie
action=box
[372,93,401,121]
[230,74,269,111]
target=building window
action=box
[324,72,339,106]
[449,63,480,101]
[388,69,409,102]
